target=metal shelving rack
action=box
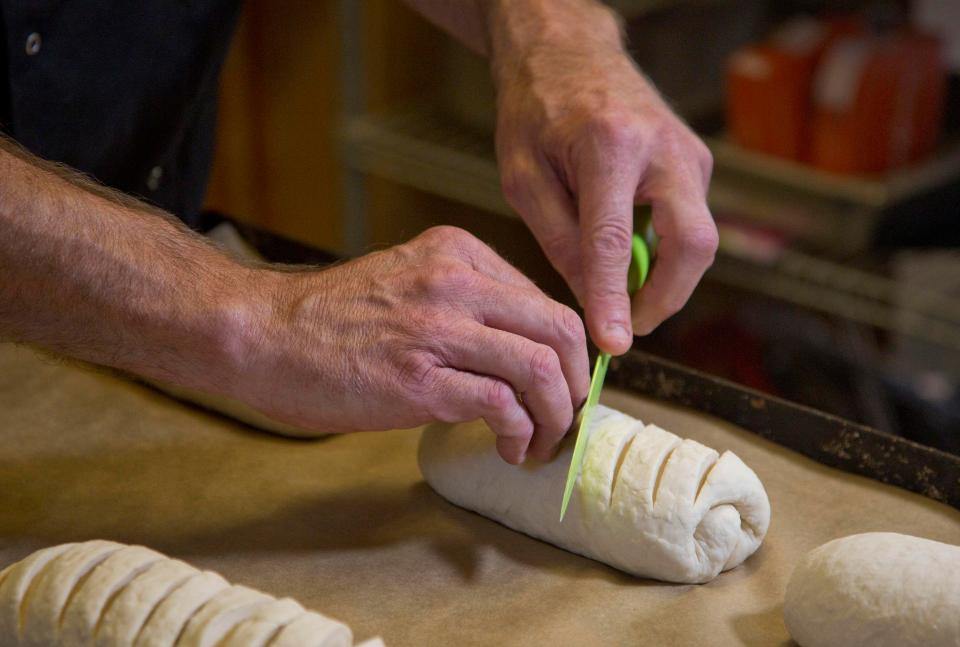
[335,2,960,355]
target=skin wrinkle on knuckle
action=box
[527,344,561,391]
[484,379,517,419]
[555,305,586,349]
[586,221,632,266]
[396,351,438,401]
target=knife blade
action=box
[559,228,652,522]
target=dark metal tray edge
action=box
[611,350,960,510]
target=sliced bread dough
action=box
[784,532,960,647]
[267,610,353,647]
[219,597,304,647]
[1,541,373,647]
[0,543,76,646]
[95,558,199,647]
[59,545,164,645]
[176,584,273,647]
[418,404,771,583]
[20,540,124,647]
[133,571,229,647]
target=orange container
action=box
[810,32,946,175]
[726,16,863,161]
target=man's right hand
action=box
[236,226,590,464]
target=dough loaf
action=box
[0,540,380,646]
[784,532,960,647]
[418,404,771,583]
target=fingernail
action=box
[605,322,632,347]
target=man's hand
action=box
[238,226,589,464]
[0,140,585,464]
[403,0,719,355]
[489,1,717,355]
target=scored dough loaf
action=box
[0,540,379,647]
[60,545,165,645]
[21,540,125,647]
[96,558,198,647]
[418,404,771,583]
[220,597,305,647]
[784,532,960,647]
[176,585,274,647]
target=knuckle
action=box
[554,305,586,347]
[398,353,439,397]
[588,111,641,148]
[657,127,686,158]
[417,259,475,295]
[484,380,516,414]
[679,222,719,265]
[527,345,562,389]
[421,225,487,265]
[587,220,633,256]
[420,225,467,247]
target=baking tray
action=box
[609,351,960,510]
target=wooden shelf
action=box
[707,135,960,209]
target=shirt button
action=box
[146,166,163,191]
[25,32,41,56]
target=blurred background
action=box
[203,0,960,454]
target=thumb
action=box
[577,164,638,356]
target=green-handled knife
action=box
[559,229,652,522]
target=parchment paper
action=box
[0,343,957,646]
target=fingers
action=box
[576,145,642,355]
[632,194,717,335]
[499,154,585,300]
[429,368,534,464]
[467,278,590,410]
[444,322,576,462]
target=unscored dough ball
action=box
[784,532,960,647]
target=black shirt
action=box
[0,1,242,227]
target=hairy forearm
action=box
[0,138,259,394]
[401,0,622,59]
